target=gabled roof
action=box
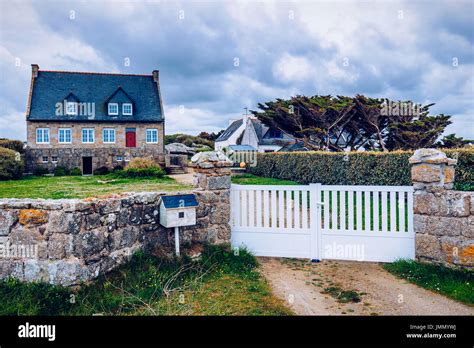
[27,70,163,122]
[250,119,294,146]
[216,119,243,142]
[160,194,198,209]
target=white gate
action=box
[230,183,415,262]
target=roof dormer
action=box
[106,87,134,116]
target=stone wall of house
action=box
[25,121,165,172]
[0,152,232,285]
[411,149,473,268]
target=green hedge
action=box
[0,147,24,180]
[250,148,474,188]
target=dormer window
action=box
[108,103,119,115]
[122,103,133,115]
[66,102,77,115]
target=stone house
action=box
[25,64,165,174]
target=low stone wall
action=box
[0,191,229,286]
[410,149,473,268]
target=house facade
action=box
[25,65,165,174]
[214,114,294,153]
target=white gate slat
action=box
[234,190,241,227]
[356,191,362,231]
[348,191,354,231]
[331,191,337,230]
[323,191,329,230]
[390,191,397,232]
[294,190,301,229]
[340,190,346,230]
[286,190,292,229]
[278,190,284,228]
[302,190,308,229]
[407,190,414,233]
[381,191,388,232]
[399,191,405,233]
[364,191,371,231]
[373,191,380,232]
[248,189,255,228]
[241,190,248,227]
[271,190,277,228]
[256,190,262,228]
[263,190,270,228]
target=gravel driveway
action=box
[258,257,474,315]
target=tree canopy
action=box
[251,95,453,151]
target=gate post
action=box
[310,183,322,261]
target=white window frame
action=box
[107,103,118,115]
[66,102,78,115]
[146,129,158,144]
[122,103,133,115]
[117,155,123,161]
[103,128,115,144]
[42,156,48,163]
[36,128,50,144]
[58,128,72,144]
[82,128,95,143]
[51,156,58,163]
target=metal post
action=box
[174,226,180,256]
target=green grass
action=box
[231,173,299,186]
[384,260,474,305]
[0,174,192,199]
[0,244,292,316]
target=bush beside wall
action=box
[0,147,24,181]
[250,148,473,188]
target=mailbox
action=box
[159,194,199,228]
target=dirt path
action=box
[258,257,474,316]
[168,173,194,185]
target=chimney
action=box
[152,70,159,82]
[31,64,39,78]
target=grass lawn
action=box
[384,260,474,305]
[0,174,192,199]
[231,173,299,186]
[0,245,292,316]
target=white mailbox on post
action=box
[159,194,199,228]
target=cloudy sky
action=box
[0,0,473,140]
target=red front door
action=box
[126,130,136,147]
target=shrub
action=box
[115,166,165,178]
[53,166,69,176]
[93,166,110,175]
[0,147,24,180]
[127,157,158,169]
[113,165,124,172]
[0,139,25,154]
[250,148,474,190]
[33,166,49,176]
[69,167,82,176]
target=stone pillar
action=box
[189,151,233,244]
[409,148,457,191]
[409,149,473,268]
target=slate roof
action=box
[160,194,199,209]
[278,142,309,152]
[215,119,243,142]
[250,119,294,146]
[27,70,163,122]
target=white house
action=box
[215,114,295,153]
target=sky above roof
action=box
[0,0,473,141]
